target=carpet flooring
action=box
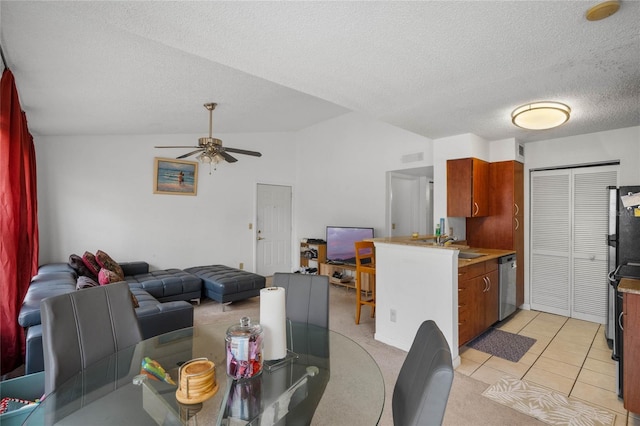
[483,377,617,426]
[467,327,536,362]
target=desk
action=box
[24,322,384,425]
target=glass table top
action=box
[25,322,384,425]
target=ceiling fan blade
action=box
[224,147,262,157]
[176,149,204,159]
[155,145,201,148]
[218,151,238,163]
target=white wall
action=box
[522,126,640,307]
[293,112,433,243]
[35,132,297,270]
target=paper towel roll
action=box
[260,287,287,361]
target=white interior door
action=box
[530,165,618,323]
[256,184,292,276]
[390,173,421,237]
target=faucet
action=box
[436,235,457,246]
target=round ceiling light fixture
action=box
[586,0,620,21]
[511,101,571,130]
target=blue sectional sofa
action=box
[18,262,198,374]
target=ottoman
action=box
[184,265,266,305]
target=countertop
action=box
[369,235,515,268]
[619,278,640,295]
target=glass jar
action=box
[225,317,263,379]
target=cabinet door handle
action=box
[487,276,491,291]
[482,276,488,292]
[514,203,520,216]
[473,202,479,217]
[515,217,520,231]
[619,311,624,331]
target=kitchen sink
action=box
[458,252,488,259]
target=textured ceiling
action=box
[1,1,639,143]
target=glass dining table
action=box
[24,321,385,425]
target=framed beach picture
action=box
[153,158,198,196]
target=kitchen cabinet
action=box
[458,258,499,346]
[623,290,640,413]
[447,157,490,217]
[467,161,524,307]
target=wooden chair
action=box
[354,241,376,324]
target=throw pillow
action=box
[69,254,98,281]
[76,275,99,290]
[98,268,122,285]
[130,291,139,308]
[82,251,101,277]
[95,250,124,280]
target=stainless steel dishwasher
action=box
[498,254,517,320]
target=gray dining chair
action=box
[272,273,329,329]
[41,281,143,395]
[393,320,454,426]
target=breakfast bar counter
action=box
[370,236,513,367]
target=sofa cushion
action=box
[125,269,202,302]
[98,268,122,285]
[76,275,99,290]
[82,252,101,276]
[95,250,124,280]
[69,254,98,281]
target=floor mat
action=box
[483,376,616,426]
[467,328,535,362]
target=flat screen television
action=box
[326,226,375,265]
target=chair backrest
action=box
[392,320,454,426]
[271,273,329,329]
[41,281,143,394]
[354,241,375,268]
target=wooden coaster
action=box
[175,359,218,404]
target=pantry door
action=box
[530,165,617,323]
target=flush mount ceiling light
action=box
[511,102,571,130]
[586,0,620,21]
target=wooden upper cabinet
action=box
[447,158,489,217]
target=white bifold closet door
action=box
[530,165,617,323]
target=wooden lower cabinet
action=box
[623,292,640,413]
[458,259,499,346]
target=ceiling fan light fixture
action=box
[586,1,620,21]
[511,101,571,130]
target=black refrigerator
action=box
[606,185,640,398]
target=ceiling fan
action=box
[155,103,262,165]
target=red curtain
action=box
[1,68,39,375]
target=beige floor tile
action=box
[497,319,527,334]
[531,355,580,380]
[556,328,598,346]
[540,346,587,367]
[470,364,515,386]
[520,322,561,339]
[456,356,482,376]
[523,366,575,395]
[588,346,617,364]
[577,368,617,393]
[459,347,491,364]
[583,357,618,378]
[546,339,591,357]
[483,356,530,379]
[534,312,569,325]
[614,412,628,426]
[591,336,612,352]
[518,352,539,366]
[571,381,627,415]
[518,331,552,355]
